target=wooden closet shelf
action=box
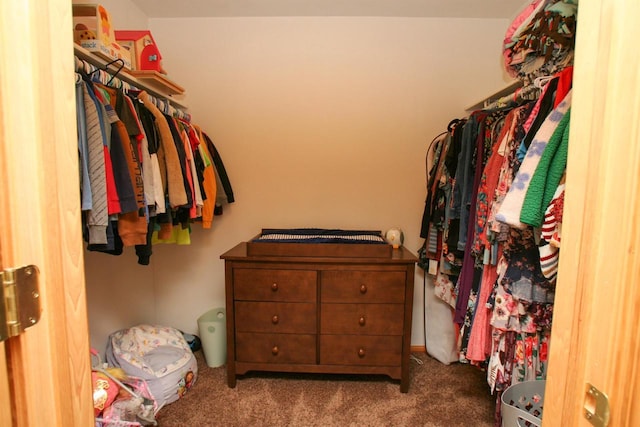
[127,70,185,96]
[74,45,188,108]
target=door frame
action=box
[544,0,640,425]
[0,0,93,425]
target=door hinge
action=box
[0,265,41,342]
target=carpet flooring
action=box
[155,351,496,427]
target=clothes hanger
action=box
[89,58,125,86]
[534,75,555,89]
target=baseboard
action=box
[410,345,426,353]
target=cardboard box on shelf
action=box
[73,4,132,69]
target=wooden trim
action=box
[410,345,426,353]
[544,1,640,425]
[0,30,13,426]
[0,0,93,425]
[0,343,11,426]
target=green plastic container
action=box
[197,308,227,368]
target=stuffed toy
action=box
[75,23,96,41]
[92,368,121,416]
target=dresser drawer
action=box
[235,301,316,334]
[320,335,402,366]
[236,332,316,364]
[321,271,405,303]
[321,303,404,335]
[234,269,317,302]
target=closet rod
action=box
[76,57,191,123]
[465,80,523,111]
[74,44,189,111]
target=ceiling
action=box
[129,0,527,19]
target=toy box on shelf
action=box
[115,30,165,73]
[73,4,132,69]
[115,30,185,95]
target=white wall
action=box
[72,0,148,29]
[84,1,512,355]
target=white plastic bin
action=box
[197,308,227,368]
[501,379,546,427]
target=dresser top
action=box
[221,241,417,264]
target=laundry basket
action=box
[501,380,546,427]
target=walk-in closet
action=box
[1,1,638,426]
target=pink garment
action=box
[504,0,545,42]
[503,0,546,76]
[465,257,502,362]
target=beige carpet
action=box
[155,351,495,426]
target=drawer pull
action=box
[358,348,366,358]
[271,282,278,291]
[272,345,279,355]
[271,315,279,324]
[359,315,366,326]
[359,284,367,294]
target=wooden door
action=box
[0,0,94,426]
[544,0,640,425]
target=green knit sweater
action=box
[520,109,571,227]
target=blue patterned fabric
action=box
[253,228,386,244]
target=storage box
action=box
[73,4,132,69]
[115,30,165,73]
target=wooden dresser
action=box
[221,237,417,392]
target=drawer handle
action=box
[359,315,366,326]
[271,282,278,291]
[272,345,279,355]
[359,284,367,294]
[272,315,279,324]
[358,348,366,358]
